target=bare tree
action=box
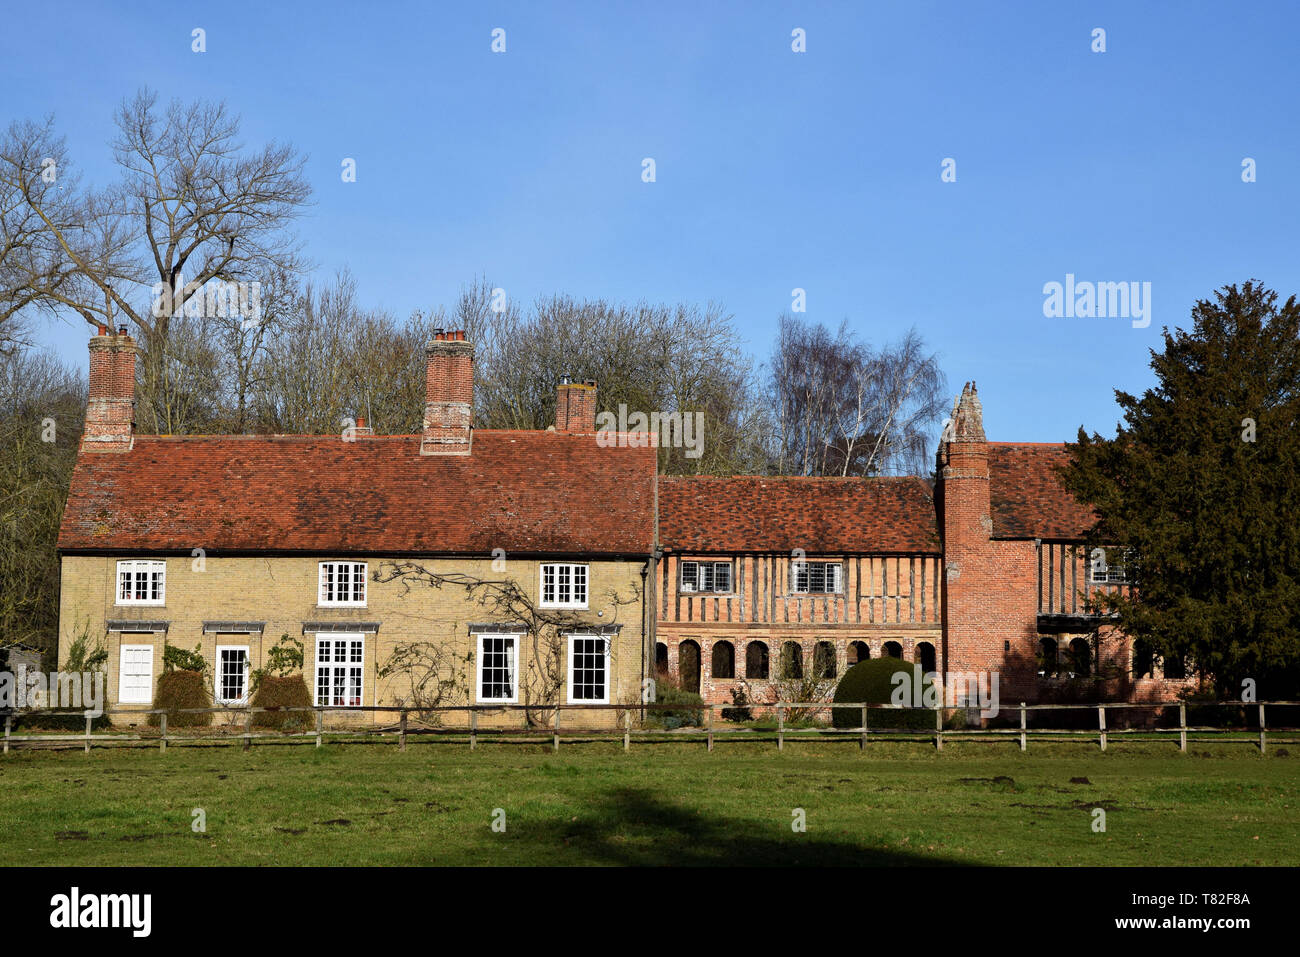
[454,284,768,474]
[0,91,311,428]
[767,315,946,476]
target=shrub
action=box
[251,634,305,692]
[832,659,937,730]
[250,675,314,731]
[147,670,212,727]
[721,685,753,723]
[648,677,705,729]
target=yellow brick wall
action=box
[58,555,650,729]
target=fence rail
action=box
[2,700,1297,755]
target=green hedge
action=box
[832,659,937,730]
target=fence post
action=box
[1098,705,1107,752]
[935,705,943,751]
[3,713,10,754]
[553,706,561,752]
[707,705,714,752]
[243,707,253,751]
[399,710,408,752]
[860,704,868,751]
[623,709,630,752]
[160,712,167,753]
[1019,702,1027,751]
[777,705,785,751]
[1179,702,1187,752]
[470,707,478,751]
[315,708,323,748]
[1259,703,1267,754]
[84,713,92,754]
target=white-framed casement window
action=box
[318,561,367,606]
[680,560,733,593]
[475,633,519,704]
[314,634,364,707]
[540,563,588,609]
[791,561,843,594]
[216,645,251,705]
[118,644,154,704]
[567,634,610,704]
[116,560,166,606]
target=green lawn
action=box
[1,738,1295,866]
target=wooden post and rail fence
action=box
[1,699,1296,755]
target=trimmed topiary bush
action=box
[250,674,314,731]
[832,659,937,730]
[147,670,212,727]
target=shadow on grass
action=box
[481,785,969,867]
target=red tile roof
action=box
[58,432,657,556]
[658,476,939,554]
[989,443,1097,540]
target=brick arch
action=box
[711,640,736,680]
[679,639,701,693]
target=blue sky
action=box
[4,0,1297,441]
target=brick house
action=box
[655,383,1191,706]
[56,328,658,726]
[656,476,943,705]
[57,329,1182,722]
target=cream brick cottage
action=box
[57,329,1186,724]
[56,328,658,727]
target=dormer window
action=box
[680,560,733,593]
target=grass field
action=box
[1,738,1295,866]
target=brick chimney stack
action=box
[420,329,473,455]
[84,324,137,453]
[554,377,598,433]
[939,381,990,545]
